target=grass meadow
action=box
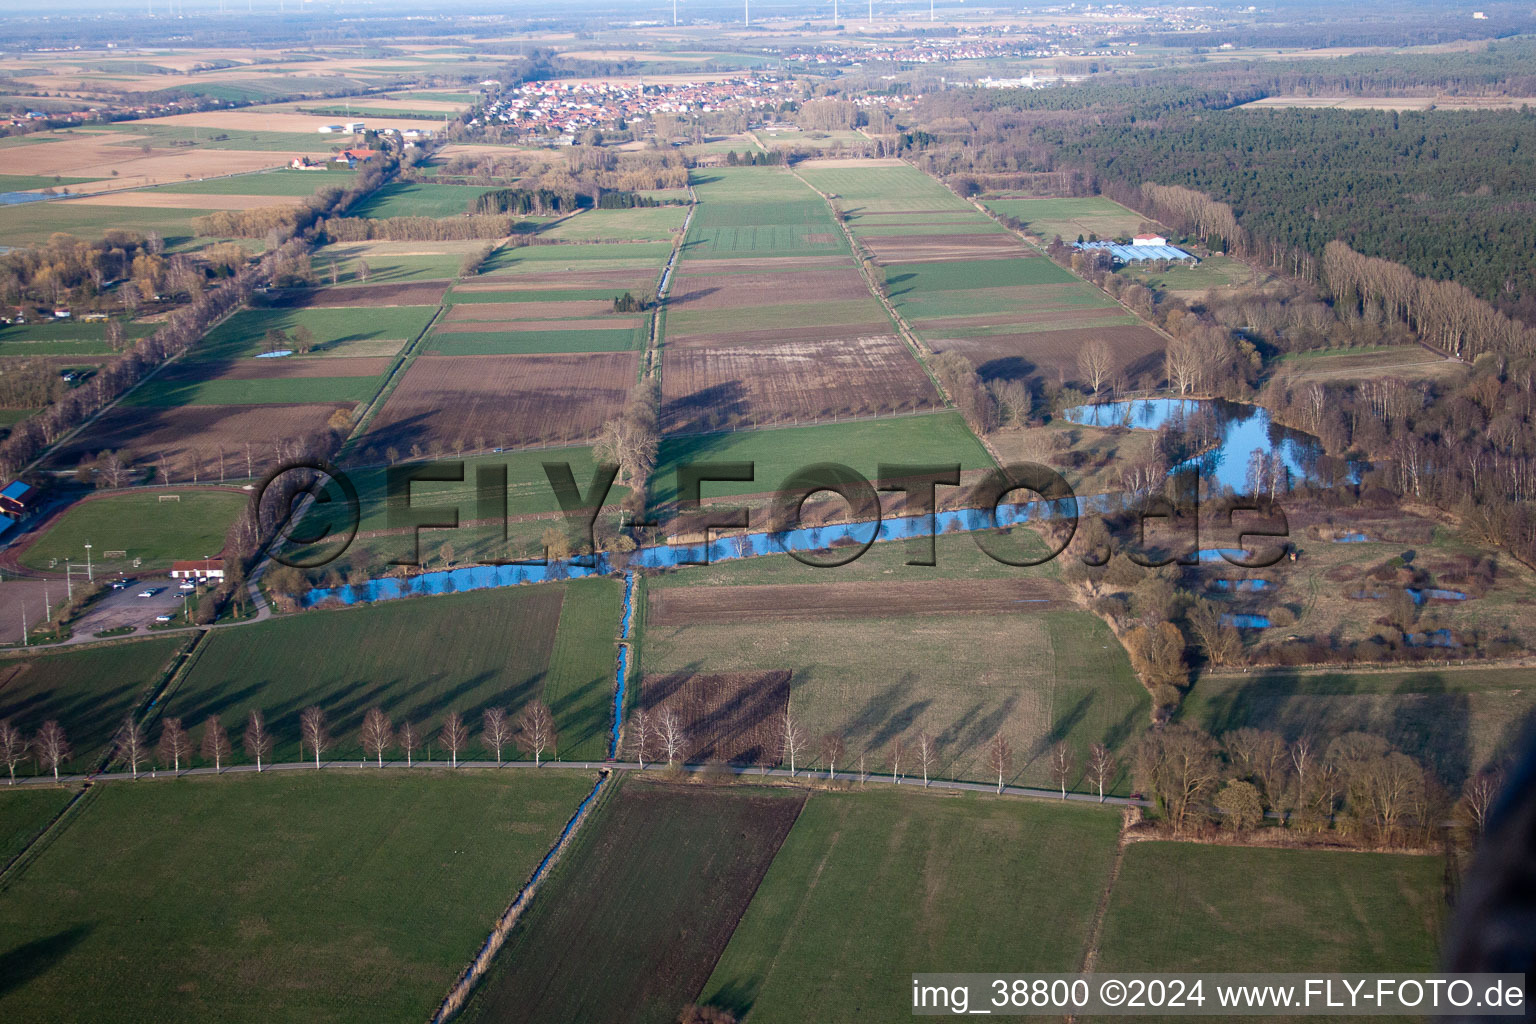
[122,375,378,407]
[1097,842,1447,972]
[0,771,595,1023]
[193,305,437,360]
[0,637,192,774]
[700,788,1121,1022]
[347,182,503,219]
[0,788,73,867]
[796,164,975,214]
[982,196,1149,241]
[156,580,621,763]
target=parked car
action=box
[110,580,132,590]
[178,581,196,591]
[136,589,157,598]
[153,614,174,623]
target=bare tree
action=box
[517,701,555,767]
[820,732,845,784]
[1290,735,1313,796]
[658,709,685,766]
[34,721,70,781]
[361,708,393,767]
[200,714,231,772]
[1077,338,1114,394]
[1087,743,1116,802]
[398,720,420,767]
[632,708,652,768]
[1459,768,1504,838]
[1050,741,1075,798]
[299,705,329,770]
[482,707,511,767]
[111,717,148,778]
[243,709,273,772]
[1,719,28,783]
[441,711,468,768]
[887,737,906,785]
[781,709,807,777]
[157,717,191,773]
[914,731,937,788]
[986,733,1013,795]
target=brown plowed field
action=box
[679,255,848,273]
[636,670,792,764]
[259,281,449,308]
[165,355,393,380]
[861,234,1029,262]
[647,578,1067,627]
[933,324,1166,384]
[444,300,619,321]
[917,306,1128,332]
[663,321,893,346]
[361,351,638,454]
[668,267,869,309]
[47,402,346,477]
[660,334,942,433]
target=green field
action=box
[691,167,827,203]
[311,244,467,285]
[663,296,885,336]
[347,182,502,219]
[483,241,675,273]
[797,164,975,214]
[685,198,845,259]
[0,638,190,774]
[425,326,643,355]
[982,196,1150,241]
[0,788,72,867]
[643,604,1146,789]
[649,413,994,507]
[0,201,216,249]
[0,319,155,357]
[538,206,688,242]
[154,168,355,196]
[192,304,437,360]
[1182,666,1536,789]
[1097,842,1446,972]
[461,780,806,1024]
[122,374,378,407]
[19,490,247,572]
[0,175,93,192]
[1115,254,1255,293]
[97,123,327,151]
[0,771,595,1023]
[887,257,1079,294]
[157,580,620,762]
[701,789,1120,1021]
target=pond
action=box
[1063,397,1357,493]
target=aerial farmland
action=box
[0,5,1532,1023]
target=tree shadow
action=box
[0,924,93,998]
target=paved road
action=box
[5,758,1151,807]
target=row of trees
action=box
[317,213,524,243]
[0,701,561,783]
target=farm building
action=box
[169,558,225,581]
[1073,239,1196,264]
[0,480,41,520]
[1132,233,1167,246]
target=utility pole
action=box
[673,0,677,26]
[930,0,934,20]
[869,0,873,24]
[744,0,749,26]
[84,542,92,581]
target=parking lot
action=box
[74,575,202,636]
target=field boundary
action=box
[0,784,97,893]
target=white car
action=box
[136,589,157,598]
[178,581,196,591]
[154,614,174,623]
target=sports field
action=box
[0,771,595,1023]
[1097,842,1447,972]
[0,638,191,774]
[460,780,806,1024]
[19,490,247,572]
[700,788,1120,1021]
[157,579,621,762]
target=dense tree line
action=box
[472,187,582,216]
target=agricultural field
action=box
[641,591,1147,790]
[648,412,994,509]
[0,637,191,775]
[0,788,72,867]
[1272,344,1467,384]
[347,182,503,219]
[361,351,640,453]
[0,319,155,358]
[0,127,320,192]
[191,304,438,361]
[18,489,248,573]
[660,334,942,434]
[150,167,356,196]
[1182,665,1536,791]
[1113,253,1259,296]
[157,579,621,763]
[0,771,595,1023]
[537,206,688,243]
[0,199,220,250]
[310,241,480,285]
[684,167,845,259]
[982,195,1151,242]
[700,789,1121,1022]
[460,780,806,1024]
[483,241,676,274]
[1097,842,1447,972]
[424,322,644,356]
[797,160,975,215]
